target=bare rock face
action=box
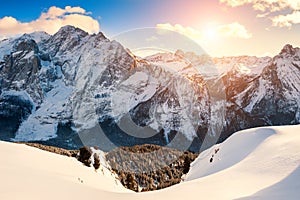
[0,36,42,139]
[0,37,43,103]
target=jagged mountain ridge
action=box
[220,44,300,140]
[0,26,210,151]
[0,25,299,151]
[147,46,300,141]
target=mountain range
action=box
[0,25,299,152]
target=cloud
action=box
[256,12,270,18]
[217,22,252,39]
[271,11,300,27]
[156,22,252,41]
[220,0,300,27]
[0,6,100,38]
[156,23,202,40]
[220,0,249,8]
[220,0,300,12]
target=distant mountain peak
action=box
[280,44,299,55]
[93,31,108,41]
[55,25,89,37]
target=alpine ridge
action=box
[0,25,299,152]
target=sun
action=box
[203,27,217,40]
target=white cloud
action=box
[0,6,100,38]
[256,12,270,18]
[271,11,300,27]
[220,0,250,8]
[220,0,300,27]
[156,23,202,40]
[220,0,300,12]
[156,22,252,41]
[218,22,252,39]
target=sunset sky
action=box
[0,0,299,57]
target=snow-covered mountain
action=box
[0,26,210,151]
[220,44,300,140]
[0,25,299,151]
[145,47,300,144]
[1,125,299,199]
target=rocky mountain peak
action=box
[49,25,89,46]
[42,25,89,58]
[280,44,299,56]
[93,31,108,42]
[55,25,88,37]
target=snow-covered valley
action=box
[1,125,299,200]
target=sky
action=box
[0,0,300,57]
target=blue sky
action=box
[0,0,167,34]
[0,0,252,32]
[0,0,300,56]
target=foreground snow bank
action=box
[0,125,299,200]
[184,125,300,199]
[0,142,130,200]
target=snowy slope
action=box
[184,125,300,199]
[15,79,73,141]
[1,125,300,200]
[0,141,130,200]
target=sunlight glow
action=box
[204,28,217,40]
